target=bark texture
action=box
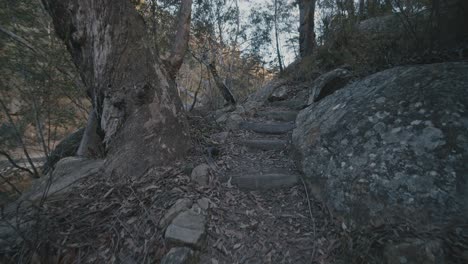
[298,0,316,58]
[167,0,193,79]
[41,0,190,177]
[208,63,236,105]
[76,109,103,158]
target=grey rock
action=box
[239,139,288,151]
[293,62,468,226]
[165,210,206,248]
[384,239,444,264]
[161,247,197,264]
[357,14,402,34]
[269,85,288,101]
[190,164,210,186]
[159,198,193,229]
[243,101,262,113]
[256,110,298,122]
[28,157,103,201]
[215,113,228,123]
[247,79,288,103]
[229,172,298,190]
[226,114,244,130]
[269,99,306,110]
[0,157,103,251]
[197,197,211,210]
[306,68,352,105]
[42,128,84,174]
[182,163,194,176]
[240,122,295,134]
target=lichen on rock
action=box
[293,62,468,227]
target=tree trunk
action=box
[41,0,190,177]
[77,109,104,158]
[367,0,377,17]
[298,0,317,58]
[208,63,236,105]
[274,0,284,72]
[358,0,365,19]
[167,0,193,79]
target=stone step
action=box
[268,99,306,110]
[239,122,295,134]
[255,110,298,122]
[228,172,298,190]
[239,139,289,151]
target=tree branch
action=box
[0,98,39,178]
[0,150,35,176]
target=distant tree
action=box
[248,0,297,69]
[298,0,317,57]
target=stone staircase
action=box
[223,100,303,190]
[159,96,306,263]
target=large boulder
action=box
[293,62,468,226]
[0,157,103,251]
[28,157,103,201]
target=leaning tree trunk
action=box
[41,0,190,177]
[207,63,236,105]
[167,0,192,79]
[298,0,317,58]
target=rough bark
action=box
[298,0,317,58]
[167,0,192,79]
[208,63,236,105]
[76,109,103,158]
[41,0,190,177]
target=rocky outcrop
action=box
[28,157,103,201]
[293,62,468,226]
[306,68,352,105]
[0,157,103,251]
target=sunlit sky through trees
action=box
[239,0,300,68]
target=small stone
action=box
[215,113,228,123]
[376,97,386,104]
[226,114,243,130]
[269,85,288,101]
[181,164,194,176]
[165,210,206,248]
[190,164,211,186]
[161,247,197,264]
[159,198,193,229]
[197,198,211,210]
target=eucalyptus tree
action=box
[248,0,298,69]
[40,0,191,177]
